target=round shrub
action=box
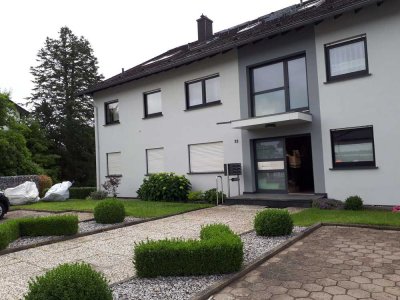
[24,263,112,300]
[188,191,204,202]
[203,188,227,204]
[137,173,191,201]
[344,195,363,210]
[94,199,125,224]
[254,209,293,236]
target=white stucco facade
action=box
[94,51,243,197]
[315,1,400,205]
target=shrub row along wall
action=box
[0,215,78,250]
[134,224,243,278]
[0,175,40,191]
[69,187,96,199]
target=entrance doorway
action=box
[254,135,314,193]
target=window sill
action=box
[143,113,163,119]
[106,174,123,177]
[329,166,378,171]
[103,121,120,126]
[187,171,224,175]
[324,73,372,84]
[185,100,222,111]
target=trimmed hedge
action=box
[24,263,112,300]
[134,224,243,278]
[345,195,364,210]
[254,209,293,237]
[94,199,125,224]
[0,215,78,250]
[137,173,191,202]
[69,187,96,199]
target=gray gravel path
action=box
[112,226,307,300]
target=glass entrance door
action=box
[254,139,287,192]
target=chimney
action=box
[197,14,213,42]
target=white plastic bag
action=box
[4,181,39,205]
[41,181,72,201]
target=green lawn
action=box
[292,208,400,227]
[12,199,212,218]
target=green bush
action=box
[38,175,53,198]
[90,190,108,200]
[24,263,112,300]
[188,191,204,202]
[254,209,293,236]
[0,220,19,250]
[137,173,191,202]
[94,199,125,224]
[345,195,363,210]
[69,187,96,199]
[134,224,243,278]
[203,188,226,203]
[312,198,344,210]
[0,215,78,250]
[18,215,78,237]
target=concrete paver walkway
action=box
[0,205,264,300]
[213,226,400,300]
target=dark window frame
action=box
[145,147,164,175]
[143,89,163,119]
[106,152,122,177]
[104,100,120,125]
[249,53,309,118]
[325,35,369,82]
[185,74,221,110]
[330,126,376,169]
[187,141,224,174]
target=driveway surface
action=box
[213,226,400,300]
[0,205,264,299]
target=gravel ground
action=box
[7,217,143,249]
[112,226,307,300]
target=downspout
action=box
[94,105,101,190]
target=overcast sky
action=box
[1,0,298,106]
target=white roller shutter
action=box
[147,148,165,174]
[107,152,122,175]
[189,142,224,173]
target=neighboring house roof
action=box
[84,0,382,95]
[8,100,29,117]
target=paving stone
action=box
[360,283,384,293]
[287,288,309,297]
[338,280,360,289]
[316,278,337,287]
[231,287,251,297]
[310,291,333,300]
[268,286,288,295]
[303,283,324,292]
[372,278,396,287]
[384,286,400,296]
[332,295,356,300]
[371,292,397,300]
[347,288,371,298]
[324,286,346,295]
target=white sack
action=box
[4,181,39,205]
[41,181,72,201]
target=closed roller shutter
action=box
[107,152,122,175]
[189,142,224,173]
[147,148,165,174]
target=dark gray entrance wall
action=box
[237,26,326,194]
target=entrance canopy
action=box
[231,112,312,130]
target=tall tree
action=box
[29,27,103,185]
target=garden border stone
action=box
[192,222,400,300]
[0,206,210,256]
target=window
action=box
[325,35,369,82]
[251,55,308,117]
[107,152,122,176]
[105,100,119,124]
[144,90,162,118]
[185,75,221,109]
[146,148,165,174]
[330,126,375,168]
[188,142,224,173]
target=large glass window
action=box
[105,100,119,124]
[144,90,162,118]
[188,142,224,173]
[325,36,368,82]
[330,126,375,168]
[186,75,221,109]
[251,55,308,117]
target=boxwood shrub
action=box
[254,209,293,237]
[134,224,243,278]
[137,173,191,202]
[24,263,112,300]
[69,187,96,199]
[344,195,363,210]
[0,215,78,250]
[187,191,204,202]
[94,199,125,224]
[203,188,227,204]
